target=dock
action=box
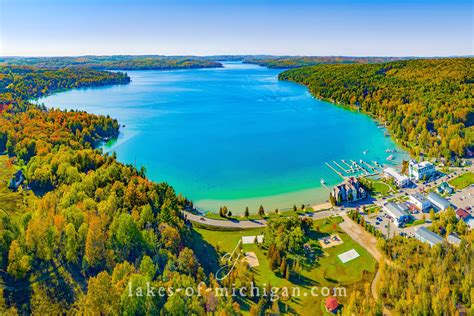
[325,162,345,179]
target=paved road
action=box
[183,210,336,229]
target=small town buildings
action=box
[331,177,367,205]
[409,193,431,211]
[427,192,451,211]
[8,170,24,191]
[383,202,411,227]
[325,297,339,314]
[438,182,454,194]
[409,160,436,180]
[383,167,410,188]
[414,226,443,247]
[447,234,462,246]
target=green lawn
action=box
[192,216,376,315]
[361,177,395,196]
[203,207,315,221]
[449,172,474,190]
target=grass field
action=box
[449,172,474,190]
[192,216,376,315]
[361,177,395,196]
[203,207,316,221]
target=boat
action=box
[387,155,394,161]
[363,150,368,154]
[320,179,326,185]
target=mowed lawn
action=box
[449,171,474,190]
[193,216,376,315]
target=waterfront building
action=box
[408,160,436,180]
[331,177,367,205]
[383,167,410,188]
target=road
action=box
[182,209,335,229]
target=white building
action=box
[414,227,443,247]
[426,192,451,211]
[409,160,436,181]
[383,202,411,227]
[383,167,410,188]
[409,193,431,211]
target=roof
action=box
[456,209,470,220]
[384,167,409,182]
[466,218,474,230]
[384,202,409,219]
[415,227,443,245]
[325,297,338,310]
[410,160,434,169]
[410,193,428,203]
[447,234,462,245]
[427,192,451,209]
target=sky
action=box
[0,0,472,57]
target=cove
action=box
[38,62,409,214]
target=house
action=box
[325,297,339,314]
[383,167,410,188]
[427,192,451,211]
[409,193,431,211]
[439,182,454,194]
[414,227,443,247]
[8,170,24,191]
[447,234,462,246]
[409,160,436,181]
[331,177,367,205]
[383,202,411,227]
[466,218,474,230]
[456,209,471,221]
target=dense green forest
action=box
[280,58,474,159]
[1,56,222,70]
[244,56,407,68]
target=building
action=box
[439,182,454,194]
[427,192,451,211]
[466,218,474,230]
[414,227,443,247]
[8,170,24,191]
[383,167,410,188]
[383,202,411,227]
[409,160,436,181]
[447,234,462,246]
[331,177,367,205]
[409,193,431,211]
[325,297,339,314]
[456,209,471,221]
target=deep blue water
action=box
[39,62,408,213]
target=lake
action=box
[39,62,408,213]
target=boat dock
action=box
[325,158,380,180]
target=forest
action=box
[243,56,407,68]
[280,58,474,159]
[0,56,223,70]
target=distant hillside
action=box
[244,56,409,68]
[280,58,474,159]
[0,55,223,70]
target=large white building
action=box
[414,227,443,247]
[409,160,436,181]
[383,202,411,227]
[409,193,431,211]
[383,167,410,188]
[426,192,451,211]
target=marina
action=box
[325,158,383,180]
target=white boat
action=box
[320,179,326,185]
[387,155,394,161]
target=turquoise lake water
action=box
[39,62,408,213]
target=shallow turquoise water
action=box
[39,62,408,213]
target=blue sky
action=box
[0,0,472,56]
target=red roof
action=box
[325,297,339,311]
[456,209,470,220]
